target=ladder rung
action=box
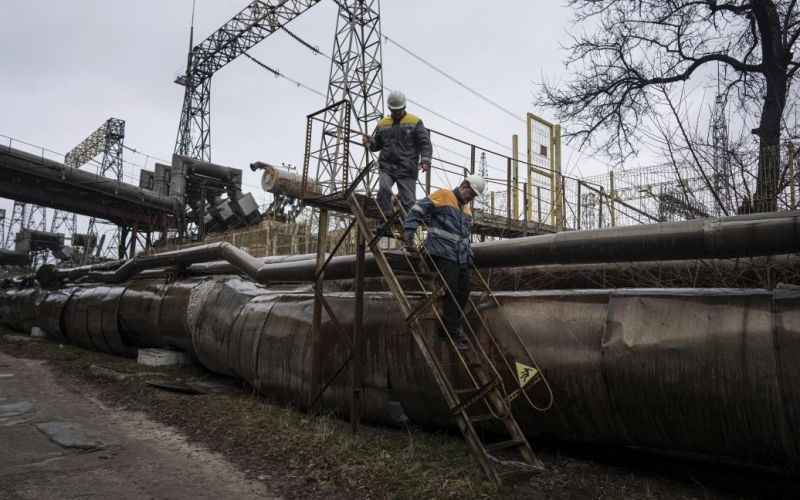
[394,270,432,278]
[441,361,481,367]
[450,377,501,415]
[405,285,446,324]
[469,413,499,422]
[484,439,526,453]
[385,251,423,262]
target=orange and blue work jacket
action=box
[368,112,433,179]
[405,187,473,266]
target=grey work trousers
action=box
[377,170,417,216]
[433,256,471,336]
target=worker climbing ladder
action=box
[347,191,549,485]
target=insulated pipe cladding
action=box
[34,209,800,287]
[2,281,800,465]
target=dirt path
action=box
[0,351,279,500]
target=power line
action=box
[279,25,320,56]
[264,27,513,151]
[382,35,526,125]
[244,53,326,98]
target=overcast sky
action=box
[0,0,617,241]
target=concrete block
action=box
[137,348,195,367]
[30,326,48,338]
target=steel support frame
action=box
[174,0,321,162]
[306,206,365,433]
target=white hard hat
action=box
[464,174,486,196]
[387,89,407,110]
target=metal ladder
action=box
[347,193,543,485]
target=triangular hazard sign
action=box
[515,361,539,389]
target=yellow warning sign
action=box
[516,362,539,389]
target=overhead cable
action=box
[382,35,526,125]
[244,53,326,98]
[268,27,513,152]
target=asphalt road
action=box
[0,350,278,500]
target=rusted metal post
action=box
[523,184,529,237]
[426,130,432,195]
[554,124,563,229]
[490,191,496,241]
[790,142,796,209]
[512,135,519,219]
[599,188,604,228]
[537,186,542,223]
[119,227,128,260]
[129,221,138,257]
[308,209,328,409]
[425,166,431,196]
[351,225,365,433]
[470,145,475,175]
[577,181,582,230]
[610,171,616,228]
[561,180,567,231]
[507,158,512,223]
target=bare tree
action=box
[541,0,800,212]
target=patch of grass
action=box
[3,330,796,499]
[0,332,501,498]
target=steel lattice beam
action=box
[174,0,322,161]
[317,0,383,192]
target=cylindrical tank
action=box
[255,162,321,198]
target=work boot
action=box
[443,328,468,352]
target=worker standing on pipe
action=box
[403,175,486,351]
[362,90,433,218]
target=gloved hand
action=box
[403,229,417,252]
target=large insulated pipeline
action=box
[2,281,800,464]
[36,260,125,287]
[44,209,800,286]
[88,242,265,282]
[473,208,800,267]
[0,145,176,212]
[184,208,800,284]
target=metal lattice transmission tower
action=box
[711,93,732,214]
[4,202,49,252]
[4,201,26,249]
[477,152,488,207]
[50,210,77,244]
[65,118,126,262]
[174,0,322,161]
[26,205,47,232]
[317,0,384,193]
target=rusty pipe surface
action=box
[2,279,800,464]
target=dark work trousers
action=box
[377,170,417,217]
[432,255,471,335]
